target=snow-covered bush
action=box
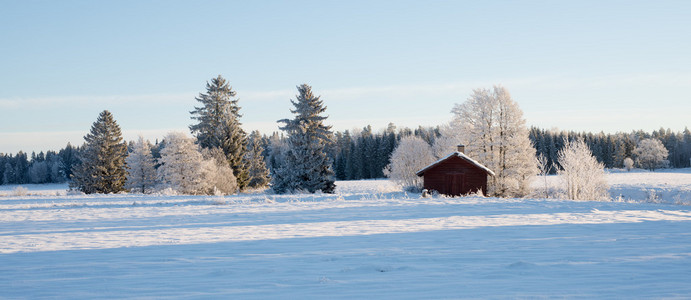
[201,147,238,195]
[623,157,634,171]
[158,132,237,195]
[383,135,435,191]
[557,139,609,201]
[633,138,669,171]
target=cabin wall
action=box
[422,156,488,196]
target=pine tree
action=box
[190,75,249,190]
[245,130,270,189]
[70,110,128,194]
[272,84,336,194]
[125,136,158,193]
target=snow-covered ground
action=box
[533,168,691,205]
[2,174,691,298]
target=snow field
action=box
[1,176,691,298]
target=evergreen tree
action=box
[189,75,250,190]
[125,136,159,193]
[59,143,79,179]
[14,152,29,184]
[245,130,270,189]
[272,84,336,194]
[3,161,15,184]
[70,110,128,194]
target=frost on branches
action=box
[450,86,537,197]
[125,136,158,193]
[70,110,128,194]
[557,139,609,201]
[157,132,237,195]
[383,135,435,190]
[272,84,336,194]
[431,124,464,160]
[633,138,669,171]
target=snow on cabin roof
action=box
[416,152,495,177]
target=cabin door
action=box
[445,173,465,196]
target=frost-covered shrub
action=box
[201,147,238,195]
[158,132,237,195]
[557,139,609,201]
[383,135,434,190]
[11,186,28,196]
[623,157,634,171]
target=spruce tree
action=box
[70,110,128,194]
[272,84,336,194]
[190,75,249,190]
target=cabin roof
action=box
[415,152,495,177]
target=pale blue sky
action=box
[1,0,690,154]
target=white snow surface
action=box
[533,168,691,205]
[2,176,691,298]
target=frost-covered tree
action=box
[125,136,158,193]
[557,139,609,201]
[432,124,465,159]
[70,110,128,194]
[383,135,435,190]
[272,84,335,194]
[623,157,634,171]
[535,153,552,197]
[245,130,270,189]
[450,85,537,197]
[190,75,249,190]
[633,138,669,171]
[159,132,207,195]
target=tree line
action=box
[530,127,691,173]
[0,144,80,185]
[3,124,690,187]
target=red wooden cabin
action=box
[415,145,494,196]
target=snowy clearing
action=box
[2,175,691,298]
